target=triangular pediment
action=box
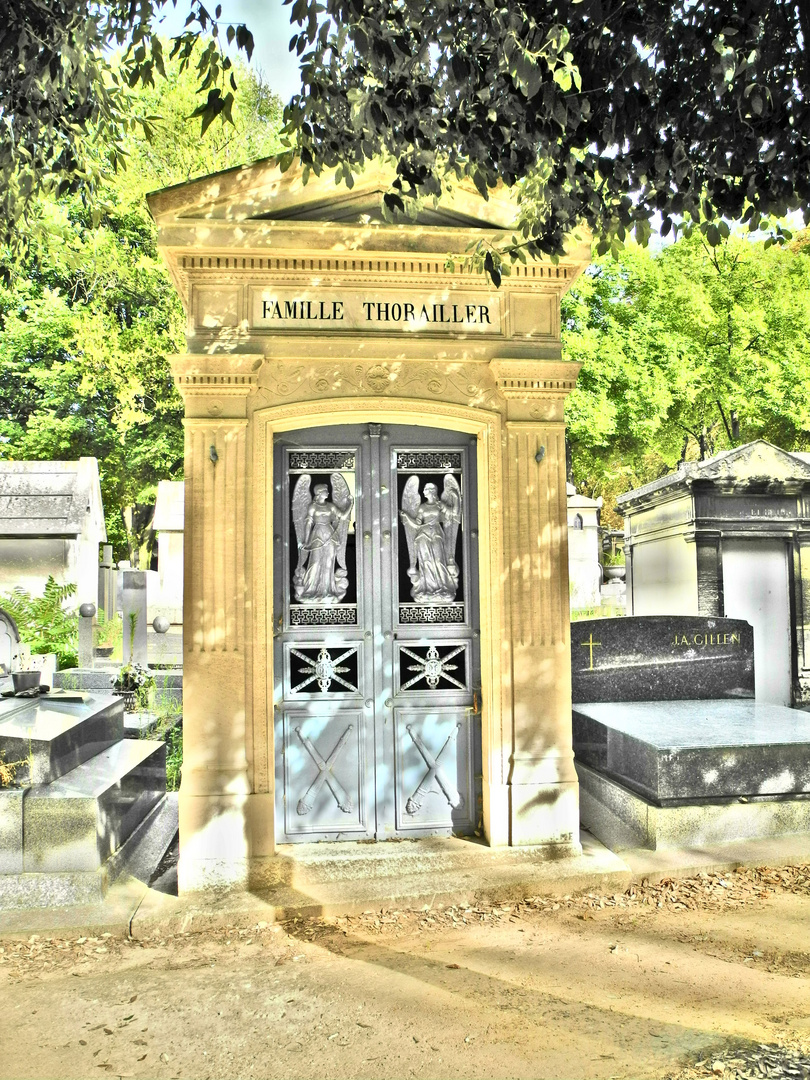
[694,440,810,484]
[147,157,519,230]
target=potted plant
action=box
[111,663,155,711]
[602,549,626,582]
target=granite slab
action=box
[0,693,124,785]
[573,699,810,804]
[571,616,754,703]
[23,739,166,872]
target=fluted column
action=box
[490,359,581,851]
[170,354,271,889]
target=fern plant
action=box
[0,577,79,669]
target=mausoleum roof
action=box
[146,157,521,231]
[0,458,106,540]
[618,440,810,510]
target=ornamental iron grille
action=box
[273,423,481,842]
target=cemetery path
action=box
[0,865,809,1080]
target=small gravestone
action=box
[0,608,19,676]
[571,615,754,703]
[122,570,148,667]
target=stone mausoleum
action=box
[0,457,106,609]
[148,160,590,890]
[620,441,810,708]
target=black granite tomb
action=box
[571,616,754,704]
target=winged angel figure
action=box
[400,474,462,603]
[292,473,353,604]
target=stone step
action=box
[112,792,178,887]
[0,796,174,912]
[23,739,166,873]
[0,693,124,785]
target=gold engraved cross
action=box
[581,633,601,670]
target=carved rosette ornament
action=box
[291,473,354,604]
[400,474,462,603]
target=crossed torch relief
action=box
[405,723,464,815]
[294,720,465,819]
[295,724,354,816]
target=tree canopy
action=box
[1,1,255,258]
[4,2,810,269]
[0,50,283,555]
[562,230,810,525]
[284,0,810,266]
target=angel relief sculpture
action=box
[292,473,353,605]
[400,474,462,603]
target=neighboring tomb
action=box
[571,615,754,703]
[571,614,810,850]
[0,692,168,906]
[0,458,106,608]
[151,480,184,625]
[567,483,603,610]
[619,441,810,706]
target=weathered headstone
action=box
[571,615,754,703]
[122,570,148,667]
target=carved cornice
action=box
[170,354,263,397]
[488,359,581,398]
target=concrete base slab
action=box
[132,832,631,936]
[0,693,124,785]
[577,760,810,850]
[573,699,810,802]
[0,874,148,938]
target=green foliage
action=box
[144,679,183,792]
[1,4,257,260]
[93,612,123,650]
[0,577,78,669]
[0,47,283,557]
[165,722,183,792]
[281,0,808,268]
[571,606,625,622]
[562,232,810,525]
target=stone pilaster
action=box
[490,359,581,852]
[695,533,724,616]
[171,355,272,890]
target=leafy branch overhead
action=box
[5,2,809,266]
[281,0,810,258]
[1,1,254,256]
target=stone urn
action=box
[603,565,626,582]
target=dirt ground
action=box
[1,865,810,1080]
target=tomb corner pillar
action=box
[490,360,582,853]
[171,353,267,890]
[695,532,724,616]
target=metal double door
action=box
[273,422,481,842]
